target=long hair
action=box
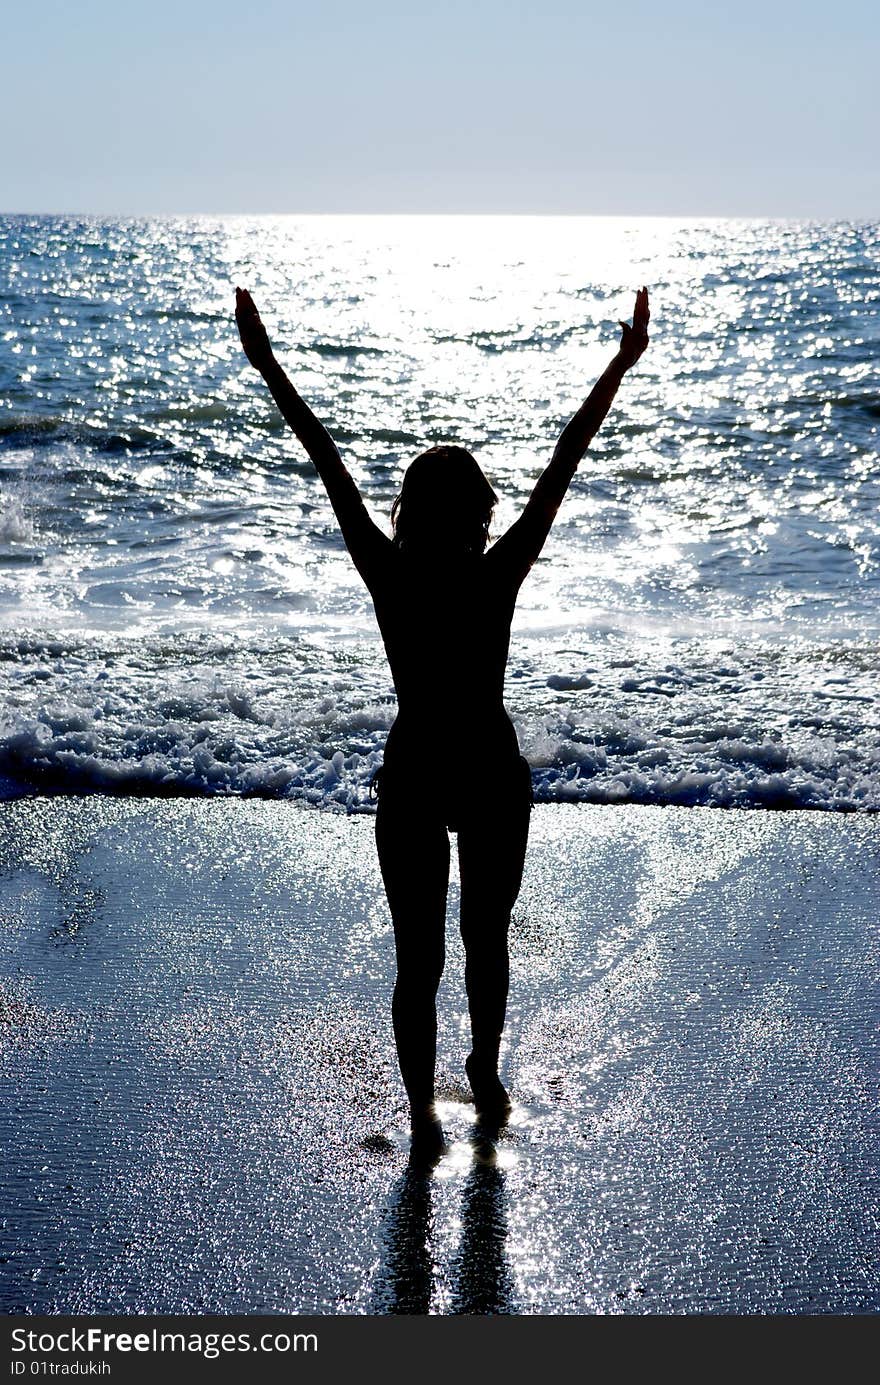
[390,446,498,556]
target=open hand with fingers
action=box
[235,286,275,372]
[618,286,650,369]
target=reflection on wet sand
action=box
[450,1155,515,1316]
[374,1133,515,1316]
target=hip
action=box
[372,748,533,834]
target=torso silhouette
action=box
[329,473,554,782]
[368,546,521,765]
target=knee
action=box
[394,950,445,998]
[459,906,511,953]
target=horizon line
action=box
[1,209,877,223]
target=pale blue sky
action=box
[4,0,878,215]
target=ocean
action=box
[0,214,877,811]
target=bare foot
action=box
[409,1108,447,1165]
[465,1055,512,1124]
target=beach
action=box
[1,213,878,1318]
[1,796,877,1315]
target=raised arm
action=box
[234,287,390,584]
[489,287,650,586]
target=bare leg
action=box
[376,795,450,1153]
[457,776,530,1122]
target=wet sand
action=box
[0,797,877,1315]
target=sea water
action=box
[0,215,877,809]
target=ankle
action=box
[466,1052,499,1076]
[409,1101,439,1128]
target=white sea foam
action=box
[0,490,34,544]
[0,629,876,811]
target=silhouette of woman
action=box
[235,283,650,1156]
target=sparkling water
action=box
[1,215,877,809]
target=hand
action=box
[235,286,274,371]
[618,286,650,369]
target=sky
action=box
[3,0,878,216]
